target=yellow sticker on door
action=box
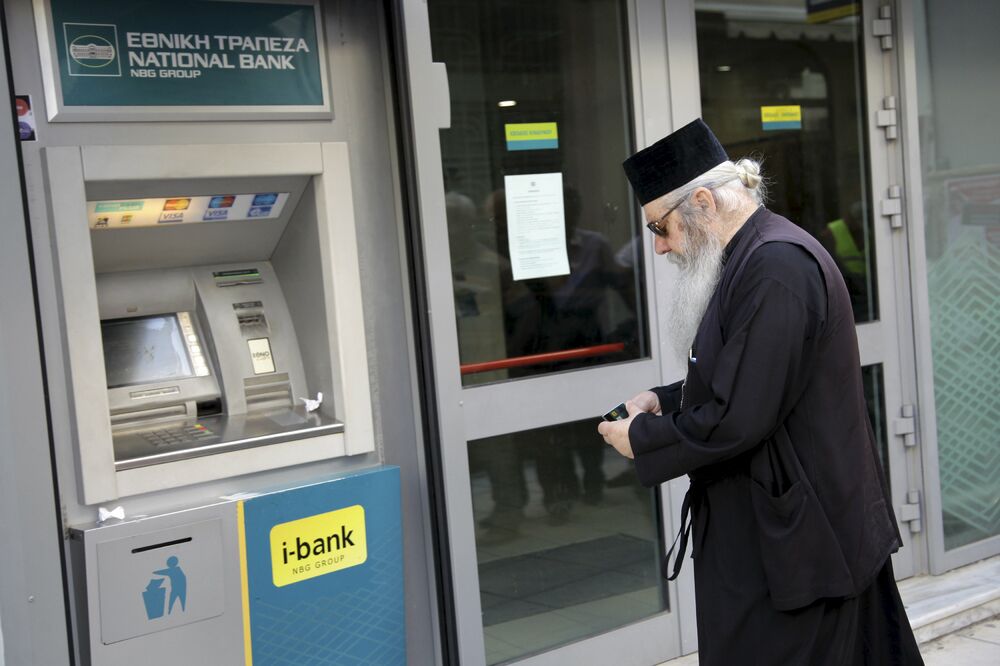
[269,505,367,587]
[760,105,802,130]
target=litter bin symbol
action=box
[142,556,187,620]
[142,578,167,619]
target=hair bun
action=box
[736,159,762,190]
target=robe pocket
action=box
[749,477,853,611]
[751,479,805,524]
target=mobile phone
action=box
[602,402,628,422]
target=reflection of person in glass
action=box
[534,187,635,519]
[598,120,922,665]
[450,190,531,542]
[821,201,871,320]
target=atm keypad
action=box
[142,424,217,447]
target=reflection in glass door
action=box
[695,1,877,322]
[429,0,649,388]
[691,0,919,578]
[427,2,666,661]
[469,420,665,664]
[401,0,679,663]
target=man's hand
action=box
[630,390,661,415]
[598,401,640,459]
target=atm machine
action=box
[38,142,402,664]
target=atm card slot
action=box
[237,312,269,336]
[213,268,262,287]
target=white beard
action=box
[666,213,725,367]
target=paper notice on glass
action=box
[504,173,570,281]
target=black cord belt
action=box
[662,480,704,581]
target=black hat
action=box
[622,119,729,205]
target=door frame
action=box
[857,0,925,579]
[396,0,691,663]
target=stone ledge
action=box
[899,555,1000,644]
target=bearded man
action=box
[598,119,923,665]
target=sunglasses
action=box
[646,196,686,237]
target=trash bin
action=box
[142,579,166,619]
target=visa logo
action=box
[158,211,185,223]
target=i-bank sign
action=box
[47,0,325,107]
[240,467,405,664]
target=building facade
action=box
[0,1,996,664]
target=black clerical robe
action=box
[629,207,922,664]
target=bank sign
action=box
[47,0,325,108]
[239,467,404,664]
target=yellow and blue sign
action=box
[761,105,802,131]
[806,0,859,24]
[238,467,403,664]
[269,505,368,587]
[49,0,324,107]
[505,122,559,151]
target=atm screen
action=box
[102,314,195,389]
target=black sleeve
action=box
[651,380,684,414]
[629,243,825,486]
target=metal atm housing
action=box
[45,142,374,504]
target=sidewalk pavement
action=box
[920,615,1000,665]
[662,614,1000,664]
[660,554,1000,665]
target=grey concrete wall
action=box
[0,6,72,662]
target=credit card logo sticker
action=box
[248,205,273,218]
[159,211,186,223]
[208,195,236,209]
[252,193,278,207]
[203,208,230,221]
[163,198,191,211]
[95,201,144,213]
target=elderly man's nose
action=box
[654,234,671,255]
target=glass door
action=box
[397,0,684,663]
[904,0,1000,573]
[687,0,921,578]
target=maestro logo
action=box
[63,23,122,77]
